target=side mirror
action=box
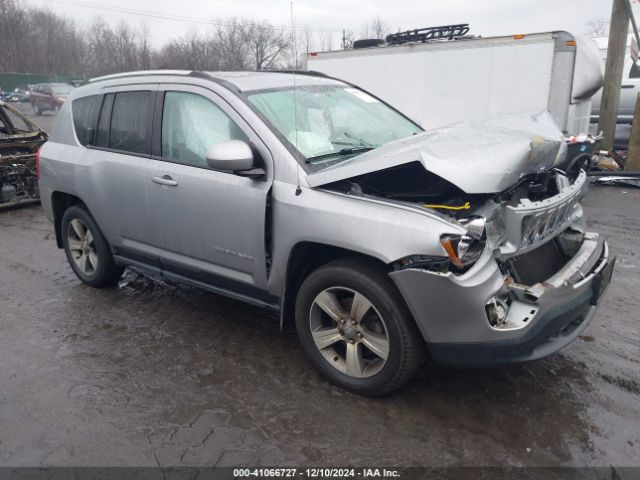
[205,140,266,179]
[206,140,254,172]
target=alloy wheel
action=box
[309,287,390,378]
[67,218,98,275]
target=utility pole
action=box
[598,0,630,151]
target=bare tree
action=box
[212,18,249,70]
[299,24,314,55]
[155,30,218,71]
[319,31,336,51]
[0,0,29,72]
[137,23,152,70]
[245,21,289,70]
[0,2,301,77]
[85,17,118,75]
[114,21,139,71]
[370,16,389,40]
[586,19,610,38]
[342,30,356,50]
[291,24,315,70]
[360,16,389,40]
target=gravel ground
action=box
[0,184,638,467]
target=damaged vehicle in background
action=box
[0,100,47,206]
[38,71,614,396]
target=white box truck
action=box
[307,29,604,135]
[590,35,638,124]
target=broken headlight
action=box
[439,214,503,270]
[440,233,485,270]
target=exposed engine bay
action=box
[325,160,582,219]
[329,161,476,212]
[324,153,588,281]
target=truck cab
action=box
[590,36,639,124]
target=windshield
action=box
[247,85,422,168]
[51,84,74,95]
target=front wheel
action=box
[295,259,425,396]
[61,205,124,288]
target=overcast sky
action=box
[26,0,619,47]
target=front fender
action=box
[267,181,464,295]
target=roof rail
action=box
[89,70,193,83]
[386,24,470,45]
[263,69,328,77]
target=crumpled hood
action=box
[306,111,566,194]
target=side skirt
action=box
[113,254,281,312]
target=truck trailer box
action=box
[307,31,604,135]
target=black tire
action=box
[61,205,124,288]
[295,258,424,396]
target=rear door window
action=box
[72,95,102,145]
[109,91,151,155]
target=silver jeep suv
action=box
[38,70,614,396]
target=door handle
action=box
[622,84,635,89]
[151,175,178,187]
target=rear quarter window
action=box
[72,95,102,145]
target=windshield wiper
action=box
[306,146,375,163]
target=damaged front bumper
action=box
[390,231,614,367]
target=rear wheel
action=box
[295,259,424,396]
[61,205,124,287]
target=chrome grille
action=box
[520,198,578,247]
[500,170,587,256]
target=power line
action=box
[44,0,346,33]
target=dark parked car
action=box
[30,83,74,115]
[0,100,48,204]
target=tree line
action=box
[0,0,391,78]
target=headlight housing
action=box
[440,233,485,270]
